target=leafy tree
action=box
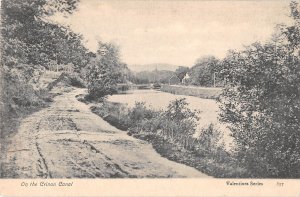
[85,42,122,100]
[175,66,189,81]
[164,98,199,137]
[197,124,223,153]
[117,63,135,84]
[189,56,220,87]
[1,0,88,72]
[218,2,300,177]
[133,70,174,84]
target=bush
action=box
[128,102,155,122]
[195,124,224,156]
[127,99,200,150]
[47,73,86,90]
[69,75,86,88]
[127,102,161,135]
[85,42,122,100]
[1,68,52,138]
[163,98,199,139]
[218,2,300,177]
[90,102,131,130]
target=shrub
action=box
[1,67,52,138]
[127,98,200,150]
[90,101,131,130]
[47,73,86,90]
[164,98,199,138]
[85,42,122,100]
[195,124,224,156]
[218,2,300,177]
[128,102,155,122]
[127,102,161,135]
[69,75,86,88]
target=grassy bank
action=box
[1,73,83,138]
[160,85,222,99]
[85,97,250,178]
[0,80,55,177]
[0,72,84,177]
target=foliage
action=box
[196,124,224,154]
[128,102,155,122]
[165,98,198,122]
[85,42,122,100]
[175,66,189,81]
[92,98,199,146]
[126,99,200,149]
[47,73,86,90]
[1,0,87,93]
[90,102,130,131]
[133,70,174,84]
[0,67,53,139]
[218,2,300,177]
[163,98,199,137]
[189,56,222,87]
[0,0,84,139]
[69,74,86,88]
[1,0,88,71]
[116,63,135,83]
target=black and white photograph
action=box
[0,0,299,182]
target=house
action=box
[181,73,190,84]
[169,75,181,85]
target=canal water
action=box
[107,89,230,141]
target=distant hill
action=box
[128,63,180,72]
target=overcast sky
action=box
[51,0,291,67]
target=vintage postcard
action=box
[0,0,300,196]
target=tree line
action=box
[0,0,128,118]
[1,0,299,177]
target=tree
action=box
[175,66,189,81]
[189,56,219,86]
[133,70,174,84]
[163,98,199,148]
[85,42,122,100]
[1,0,88,72]
[218,2,300,178]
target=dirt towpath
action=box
[3,88,209,178]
